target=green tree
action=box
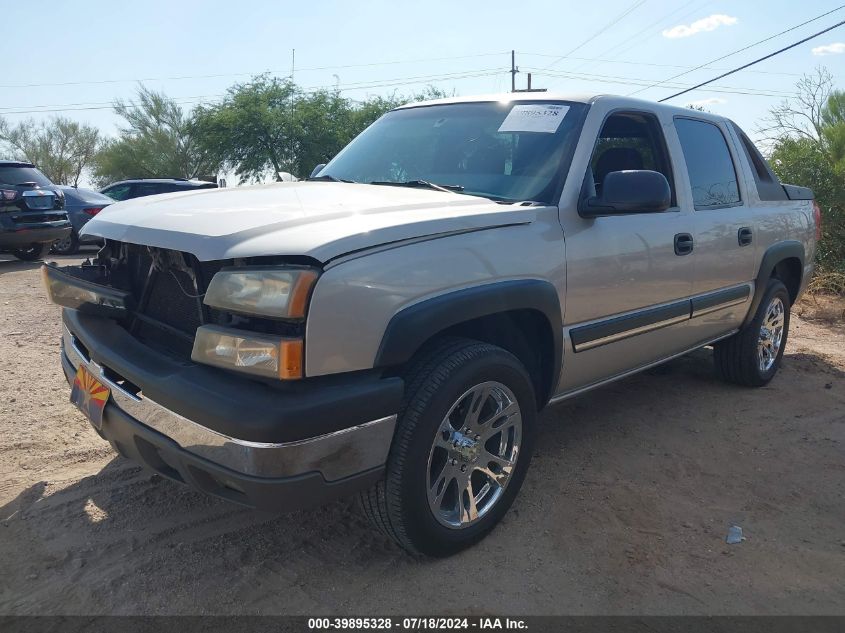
[194,75,446,182]
[193,76,300,183]
[92,86,218,186]
[763,67,845,273]
[0,116,102,186]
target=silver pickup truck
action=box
[43,93,819,556]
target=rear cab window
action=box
[729,122,787,201]
[674,118,741,209]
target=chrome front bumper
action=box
[62,325,397,482]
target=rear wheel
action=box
[714,278,790,387]
[11,243,51,261]
[51,230,79,255]
[360,338,536,557]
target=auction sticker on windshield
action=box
[498,104,570,133]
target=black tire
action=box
[360,337,537,557]
[714,278,791,387]
[11,242,51,261]
[51,230,79,255]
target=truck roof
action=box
[396,92,730,124]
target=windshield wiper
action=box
[307,174,356,183]
[369,180,464,194]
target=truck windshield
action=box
[320,100,587,204]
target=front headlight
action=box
[203,267,318,319]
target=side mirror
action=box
[580,170,671,217]
[310,163,327,179]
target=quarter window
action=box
[675,118,740,208]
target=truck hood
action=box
[81,181,535,262]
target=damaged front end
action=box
[43,240,309,362]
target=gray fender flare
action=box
[374,279,563,402]
[743,240,805,327]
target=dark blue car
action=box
[51,186,113,254]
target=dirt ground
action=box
[0,251,843,616]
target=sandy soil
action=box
[0,252,843,616]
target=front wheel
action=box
[714,278,790,387]
[360,338,536,556]
[11,243,51,261]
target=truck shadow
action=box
[0,258,42,274]
[1,346,843,614]
[0,251,95,275]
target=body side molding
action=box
[691,284,751,318]
[569,300,690,352]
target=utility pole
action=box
[511,51,545,92]
[515,71,547,93]
[527,72,544,91]
[291,48,295,81]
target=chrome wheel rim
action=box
[426,381,522,529]
[53,236,72,253]
[758,296,785,372]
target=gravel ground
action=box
[0,252,843,615]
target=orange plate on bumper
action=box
[70,365,110,429]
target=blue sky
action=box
[2,0,844,145]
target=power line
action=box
[0,70,507,116]
[0,51,510,90]
[539,0,648,70]
[659,18,845,102]
[0,70,502,112]
[591,0,705,62]
[627,4,845,96]
[563,0,702,75]
[531,68,797,96]
[0,68,504,113]
[520,52,806,77]
[524,65,798,95]
[530,68,798,98]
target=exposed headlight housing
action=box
[191,325,303,379]
[203,267,318,319]
[42,264,132,316]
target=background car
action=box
[51,186,113,255]
[101,178,217,201]
[0,160,71,261]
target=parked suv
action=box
[43,94,818,556]
[1,161,71,261]
[101,178,217,201]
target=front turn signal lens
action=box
[191,325,303,380]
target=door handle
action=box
[738,227,753,247]
[674,233,694,256]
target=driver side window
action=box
[586,112,675,204]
